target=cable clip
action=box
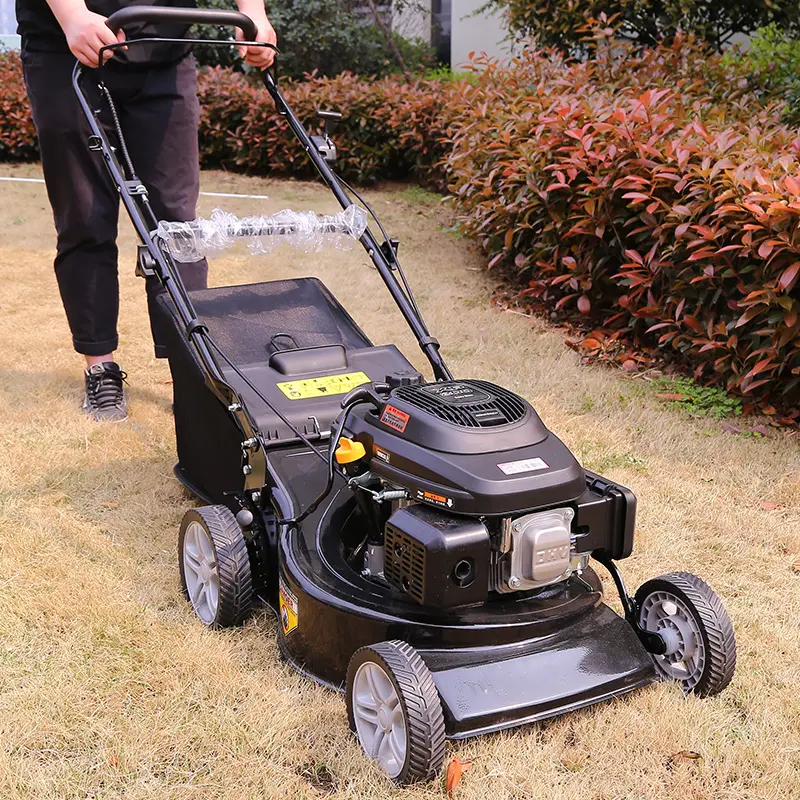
[185,319,208,337]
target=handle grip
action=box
[105,5,258,41]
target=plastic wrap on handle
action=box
[155,204,369,262]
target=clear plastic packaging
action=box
[155,204,369,262]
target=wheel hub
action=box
[639,589,706,689]
[352,661,407,778]
[657,614,695,660]
[182,521,220,625]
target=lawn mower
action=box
[76,8,737,784]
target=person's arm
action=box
[45,0,125,67]
[234,0,277,68]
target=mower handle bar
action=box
[105,6,258,42]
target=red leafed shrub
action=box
[196,68,454,185]
[444,37,800,409]
[0,51,38,161]
[0,53,453,184]
[2,38,799,408]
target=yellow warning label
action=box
[279,578,298,635]
[276,371,371,400]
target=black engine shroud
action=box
[344,379,637,560]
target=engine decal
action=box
[373,446,391,463]
[380,404,410,433]
[279,577,298,635]
[497,457,549,475]
[416,489,454,508]
[276,371,370,400]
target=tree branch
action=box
[363,0,414,82]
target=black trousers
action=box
[21,48,208,357]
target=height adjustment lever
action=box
[311,109,342,164]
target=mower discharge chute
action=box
[76,9,737,785]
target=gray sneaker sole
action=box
[82,395,129,423]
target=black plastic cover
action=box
[384,504,490,608]
[344,380,586,516]
[573,471,637,560]
[155,278,419,501]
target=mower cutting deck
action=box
[77,7,737,785]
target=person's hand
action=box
[62,8,125,68]
[235,12,277,69]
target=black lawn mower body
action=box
[154,279,655,738]
[75,9,736,783]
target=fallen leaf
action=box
[577,295,591,314]
[722,422,743,435]
[445,757,472,798]
[655,393,688,401]
[582,337,602,350]
[622,359,638,371]
[760,502,782,511]
[669,750,703,763]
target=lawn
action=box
[0,164,798,800]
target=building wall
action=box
[450,0,507,68]
[393,0,432,42]
[1,0,20,47]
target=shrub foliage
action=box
[484,0,800,52]
[192,0,434,78]
[195,68,451,184]
[0,52,38,161]
[443,37,800,408]
[1,41,798,410]
[727,24,800,127]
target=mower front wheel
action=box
[346,640,446,785]
[178,505,253,629]
[636,572,736,696]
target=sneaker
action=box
[83,362,128,422]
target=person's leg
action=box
[22,48,122,364]
[22,49,128,420]
[117,55,209,358]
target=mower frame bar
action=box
[72,61,270,491]
[71,14,452,490]
[259,69,452,382]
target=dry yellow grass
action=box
[0,163,798,800]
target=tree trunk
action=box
[363,0,414,82]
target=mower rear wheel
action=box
[635,572,736,696]
[178,505,253,629]
[346,640,446,785]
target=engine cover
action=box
[384,504,490,608]
[344,380,586,516]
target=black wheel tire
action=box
[178,505,253,629]
[635,572,736,697]
[346,640,446,785]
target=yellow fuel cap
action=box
[335,437,366,465]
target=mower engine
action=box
[342,379,630,609]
